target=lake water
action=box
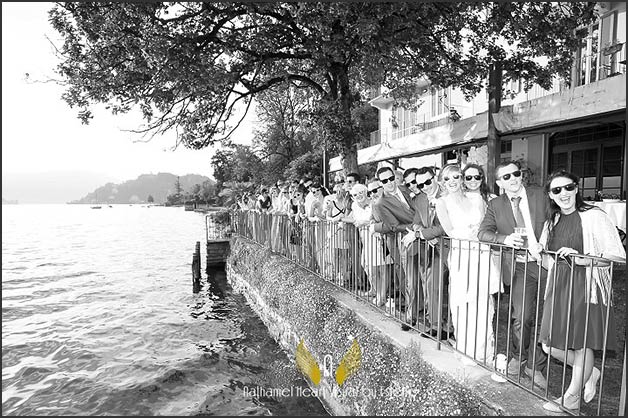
[2,204,327,416]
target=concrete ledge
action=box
[226,237,560,416]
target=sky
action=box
[1,3,255,202]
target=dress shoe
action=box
[421,329,452,341]
[524,366,547,390]
[542,392,580,412]
[507,358,524,376]
[584,366,600,403]
[400,320,416,331]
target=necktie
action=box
[511,197,525,228]
[396,190,410,210]
[428,201,436,225]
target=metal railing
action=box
[205,214,231,241]
[230,209,626,416]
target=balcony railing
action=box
[231,210,626,416]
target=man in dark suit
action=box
[478,160,548,389]
[401,166,453,340]
[370,165,421,330]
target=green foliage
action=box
[190,183,202,202]
[50,2,595,173]
[210,145,262,186]
[217,180,255,207]
[200,179,217,204]
[211,209,230,227]
[147,194,154,203]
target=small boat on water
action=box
[91,206,102,209]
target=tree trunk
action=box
[487,61,503,194]
[341,145,359,175]
[335,64,360,176]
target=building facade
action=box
[330,2,626,200]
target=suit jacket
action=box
[372,186,416,256]
[412,192,445,240]
[478,185,547,244]
[372,186,415,234]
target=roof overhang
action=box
[494,73,626,135]
[329,113,488,172]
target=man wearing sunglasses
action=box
[402,166,453,339]
[370,165,419,330]
[478,160,548,389]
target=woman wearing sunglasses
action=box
[434,163,499,365]
[536,170,625,412]
[360,179,392,306]
[462,163,496,208]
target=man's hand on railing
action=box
[402,227,416,248]
[504,233,525,248]
[527,242,543,263]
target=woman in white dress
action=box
[462,164,503,299]
[344,181,392,306]
[435,164,499,364]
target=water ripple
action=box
[2,205,327,416]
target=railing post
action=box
[192,241,201,293]
[620,343,626,416]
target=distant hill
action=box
[69,173,213,204]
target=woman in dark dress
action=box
[536,170,625,412]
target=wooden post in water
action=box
[192,241,201,293]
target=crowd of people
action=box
[232,161,625,412]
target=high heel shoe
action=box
[542,391,581,412]
[584,367,600,403]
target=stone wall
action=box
[226,237,499,416]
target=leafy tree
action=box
[174,176,182,198]
[210,144,262,184]
[50,2,594,175]
[190,183,202,202]
[147,194,154,203]
[210,149,233,188]
[252,84,315,183]
[200,179,217,205]
[218,180,255,208]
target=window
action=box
[575,11,621,86]
[602,144,623,196]
[550,124,625,199]
[431,87,450,118]
[500,140,512,162]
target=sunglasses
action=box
[405,179,417,188]
[417,178,433,189]
[311,188,321,192]
[550,183,577,195]
[367,187,382,197]
[465,175,483,181]
[499,170,522,181]
[443,174,461,182]
[379,175,395,185]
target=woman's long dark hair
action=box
[544,169,596,239]
[462,163,491,204]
